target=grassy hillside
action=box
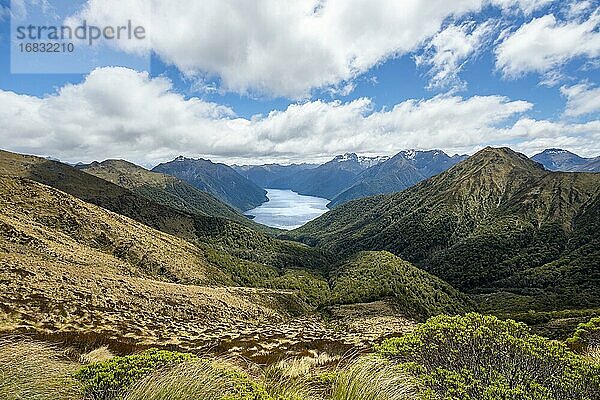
[0,176,416,358]
[0,176,228,285]
[291,147,600,310]
[0,150,200,242]
[78,159,277,234]
[0,176,323,353]
[0,150,328,275]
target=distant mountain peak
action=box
[358,155,390,168]
[333,153,359,162]
[400,149,417,160]
[329,153,390,168]
[544,148,570,154]
[531,148,598,172]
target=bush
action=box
[568,317,600,352]
[377,313,600,400]
[125,360,231,400]
[74,348,195,399]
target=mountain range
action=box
[532,149,600,172]
[234,150,466,208]
[67,148,599,218]
[328,150,467,208]
[291,147,600,312]
[2,145,600,355]
[0,149,469,321]
[267,153,386,200]
[76,159,267,231]
[232,163,318,189]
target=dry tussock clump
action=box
[584,346,600,366]
[0,339,82,400]
[80,346,115,364]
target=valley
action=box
[3,1,600,396]
[2,146,600,399]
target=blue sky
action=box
[0,0,599,165]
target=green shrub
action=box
[377,313,600,400]
[74,348,195,399]
[265,269,331,306]
[568,317,600,352]
[221,367,275,400]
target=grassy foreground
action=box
[2,313,600,400]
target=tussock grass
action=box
[262,364,314,400]
[0,339,82,400]
[584,346,600,366]
[124,360,230,400]
[80,346,114,364]
[329,357,416,400]
[273,352,340,378]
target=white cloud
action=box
[491,0,554,15]
[566,0,593,18]
[502,118,600,156]
[61,0,556,98]
[496,10,600,79]
[3,67,598,165]
[415,20,496,90]
[66,0,489,98]
[561,83,600,117]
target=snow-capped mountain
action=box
[531,149,600,172]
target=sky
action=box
[0,0,599,166]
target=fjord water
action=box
[245,189,329,230]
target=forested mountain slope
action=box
[329,150,467,208]
[153,156,267,211]
[291,147,600,309]
[78,159,272,232]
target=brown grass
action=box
[0,339,82,400]
[80,346,115,364]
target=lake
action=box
[245,189,330,230]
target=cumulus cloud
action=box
[496,9,600,80]
[65,0,486,98]
[415,20,496,90]
[501,118,600,156]
[60,0,555,98]
[2,67,598,165]
[561,83,600,117]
